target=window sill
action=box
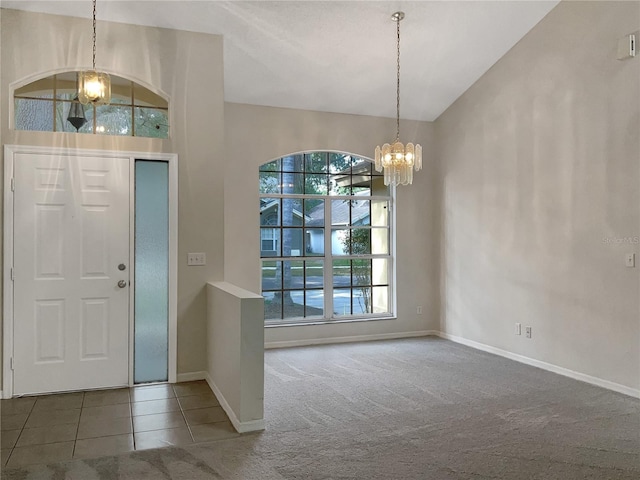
[265,315,396,328]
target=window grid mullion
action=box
[260,193,391,202]
[52,74,58,132]
[349,259,354,316]
[302,259,307,316]
[324,199,333,318]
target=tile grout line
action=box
[70,391,85,459]
[129,388,137,452]
[6,392,78,467]
[7,393,40,464]
[174,384,197,442]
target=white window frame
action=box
[259,154,396,326]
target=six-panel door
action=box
[13,152,130,395]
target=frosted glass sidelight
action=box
[134,161,169,384]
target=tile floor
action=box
[0,380,239,469]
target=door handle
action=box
[117,280,128,288]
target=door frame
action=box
[3,145,178,398]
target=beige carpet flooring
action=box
[1,337,639,479]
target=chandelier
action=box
[78,0,111,105]
[374,12,422,186]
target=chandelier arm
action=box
[396,15,401,142]
[92,0,97,70]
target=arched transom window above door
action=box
[13,72,169,138]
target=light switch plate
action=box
[617,33,636,60]
[626,253,635,268]
[187,252,206,266]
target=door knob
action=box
[117,280,127,288]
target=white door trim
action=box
[3,146,16,398]
[3,145,179,398]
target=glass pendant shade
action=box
[67,96,88,131]
[78,70,111,105]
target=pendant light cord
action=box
[395,15,401,142]
[92,0,97,70]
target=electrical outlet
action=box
[416,306,423,315]
[187,252,206,266]
[515,323,521,335]
[525,326,532,339]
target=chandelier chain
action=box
[396,15,401,142]
[92,0,97,70]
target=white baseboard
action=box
[438,332,640,399]
[204,373,265,434]
[265,330,438,349]
[176,371,207,383]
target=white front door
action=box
[13,152,130,395]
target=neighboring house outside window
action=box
[259,152,393,325]
[260,210,280,254]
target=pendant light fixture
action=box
[374,12,422,186]
[78,0,111,105]
[67,96,88,131]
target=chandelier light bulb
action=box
[78,70,111,105]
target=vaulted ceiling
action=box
[1,1,559,121]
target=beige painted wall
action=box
[436,1,640,390]
[0,9,225,380]
[207,282,264,431]
[224,103,439,344]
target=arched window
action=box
[259,152,393,325]
[13,72,168,138]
